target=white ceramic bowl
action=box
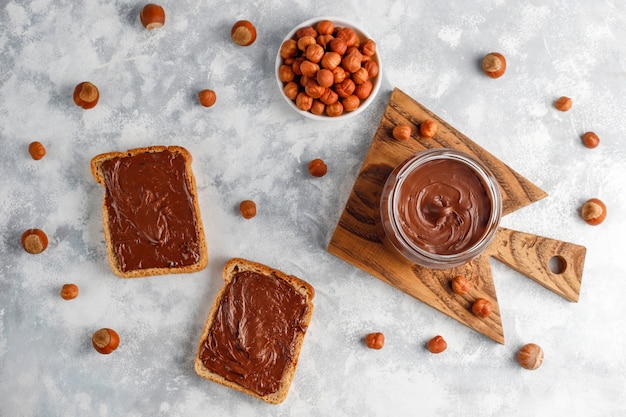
[275,17,382,121]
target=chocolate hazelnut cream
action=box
[396,158,492,255]
[101,150,201,272]
[199,271,309,397]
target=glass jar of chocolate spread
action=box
[380,148,502,269]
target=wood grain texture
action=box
[328,88,585,344]
[485,228,585,302]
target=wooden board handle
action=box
[485,228,586,302]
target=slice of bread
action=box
[91,145,208,278]
[194,258,315,404]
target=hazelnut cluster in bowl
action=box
[275,17,381,120]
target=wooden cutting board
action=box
[327,88,586,344]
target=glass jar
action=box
[380,148,502,269]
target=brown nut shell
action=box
[471,298,492,318]
[231,20,256,46]
[308,158,327,177]
[92,328,120,354]
[451,275,471,295]
[21,229,48,254]
[239,200,257,219]
[581,198,606,225]
[73,82,99,109]
[517,343,544,370]
[420,119,438,138]
[393,125,412,141]
[482,52,506,78]
[581,132,600,149]
[427,335,447,354]
[365,332,385,349]
[60,284,79,300]
[554,96,572,112]
[28,141,46,160]
[140,3,166,30]
[198,89,217,107]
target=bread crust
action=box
[90,145,208,278]
[194,258,314,404]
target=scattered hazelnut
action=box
[392,125,412,141]
[60,284,79,300]
[239,200,257,219]
[451,275,471,295]
[92,328,120,354]
[420,119,438,138]
[21,229,48,254]
[140,3,165,30]
[73,82,99,109]
[517,343,544,370]
[581,198,606,225]
[554,96,572,112]
[365,332,385,350]
[28,141,46,160]
[427,335,447,354]
[198,89,217,107]
[482,52,506,78]
[581,132,600,149]
[231,20,257,46]
[471,298,492,318]
[308,158,327,177]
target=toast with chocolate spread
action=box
[194,258,315,404]
[90,146,208,278]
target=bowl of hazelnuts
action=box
[275,17,381,120]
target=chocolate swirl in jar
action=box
[396,158,492,255]
[380,149,502,269]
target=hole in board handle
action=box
[548,255,567,274]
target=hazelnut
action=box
[320,88,339,105]
[335,27,358,46]
[308,159,327,177]
[239,200,257,219]
[295,92,313,111]
[365,332,385,350]
[321,51,341,70]
[392,125,412,141]
[342,95,360,112]
[581,132,600,149]
[332,66,347,84]
[283,82,299,101]
[304,83,325,99]
[326,101,344,117]
[482,52,506,78]
[278,64,295,83]
[342,53,362,73]
[198,89,217,107]
[280,39,298,59]
[21,229,48,254]
[581,198,606,225]
[554,96,572,112]
[363,60,379,79]
[92,328,120,354]
[361,39,377,57]
[28,141,46,160]
[316,34,334,48]
[310,100,325,115]
[335,79,355,98]
[60,283,79,300]
[295,26,317,39]
[140,3,165,30]
[426,335,447,354]
[354,80,373,100]
[297,35,316,52]
[316,69,334,88]
[352,67,369,85]
[420,119,438,138]
[471,298,492,318]
[517,343,544,370]
[316,20,334,35]
[329,38,347,55]
[299,60,319,78]
[231,20,256,46]
[451,275,471,295]
[305,44,325,63]
[73,81,99,109]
